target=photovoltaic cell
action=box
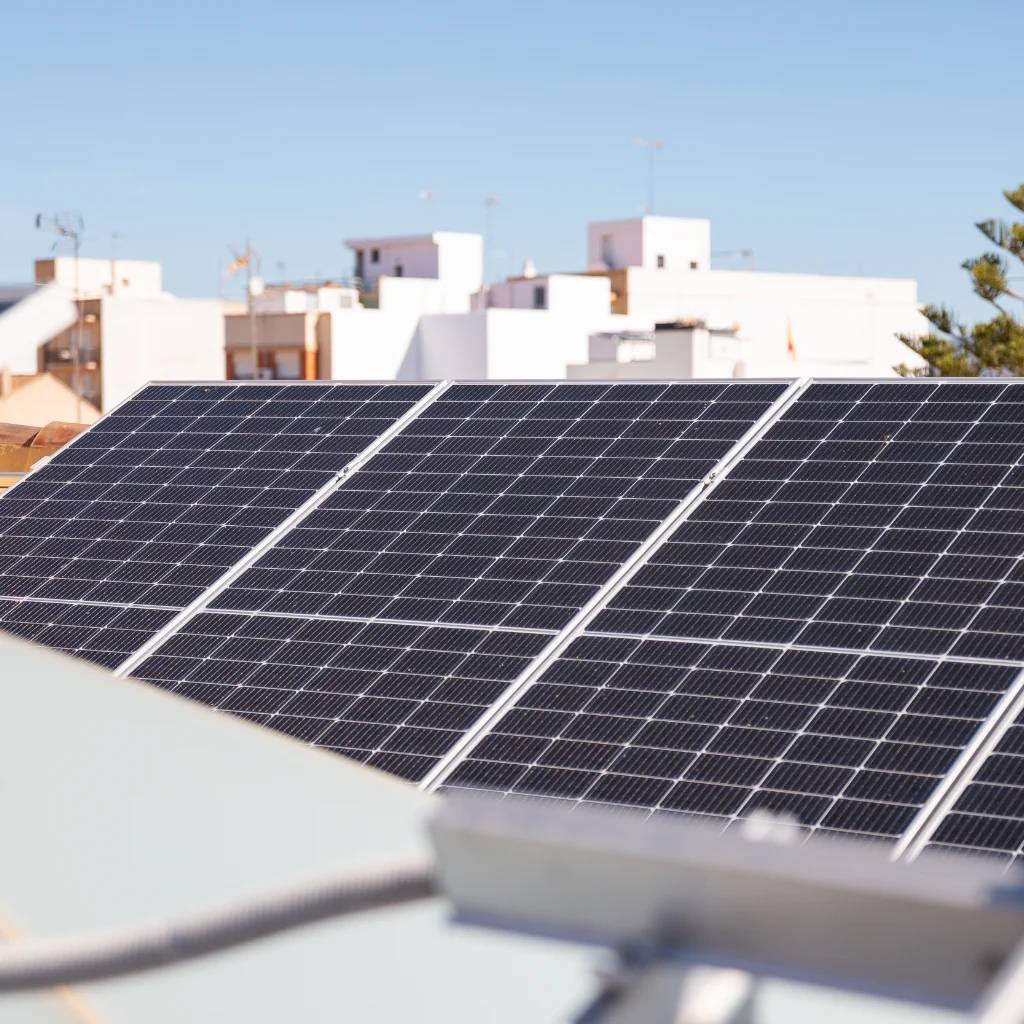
[130,610,552,781]
[590,380,1024,660]
[444,634,1020,839]
[211,381,788,630]
[0,598,177,669]
[0,382,433,611]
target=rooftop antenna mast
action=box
[227,241,262,380]
[35,212,85,423]
[418,190,435,232]
[483,196,500,291]
[633,137,663,214]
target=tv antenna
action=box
[483,196,500,287]
[227,241,262,380]
[35,212,86,423]
[634,137,663,214]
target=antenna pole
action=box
[73,232,82,424]
[483,196,500,292]
[247,239,257,381]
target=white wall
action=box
[36,258,164,299]
[328,307,423,380]
[483,274,611,315]
[641,216,711,271]
[416,309,616,380]
[417,313,488,378]
[587,217,711,271]
[377,275,476,315]
[484,310,596,378]
[435,232,484,296]
[0,284,78,374]
[99,296,225,410]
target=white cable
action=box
[0,857,437,992]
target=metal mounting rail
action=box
[421,378,812,792]
[113,380,453,678]
[895,663,1024,861]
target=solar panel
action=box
[589,379,1024,659]
[0,381,435,662]
[209,382,789,630]
[132,609,552,781]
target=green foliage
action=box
[896,183,1024,377]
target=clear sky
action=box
[2,0,1021,318]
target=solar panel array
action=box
[4,376,1024,859]
[438,380,1024,851]
[129,380,788,780]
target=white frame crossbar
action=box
[421,378,811,790]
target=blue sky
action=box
[2,0,1021,318]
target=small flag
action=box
[787,319,797,360]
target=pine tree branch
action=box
[1004,185,1024,215]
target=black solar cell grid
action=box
[444,634,1020,839]
[0,598,176,669]
[928,701,1024,860]
[0,383,432,611]
[211,381,788,631]
[131,610,552,782]
[592,379,1024,660]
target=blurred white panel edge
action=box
[0,632,592,1024]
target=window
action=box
[600,233,615,268]
[395,264,404,277]
[533,285,546,309]
[690,260,698,270]
[657,254,666,269]
[371,248,380,264]
[354,250,364,278]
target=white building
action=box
[0,259,225,416]
[229,215,927,384]
[345,232,483,312]
[577,216,927,377]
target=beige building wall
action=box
[0,371,100,426]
